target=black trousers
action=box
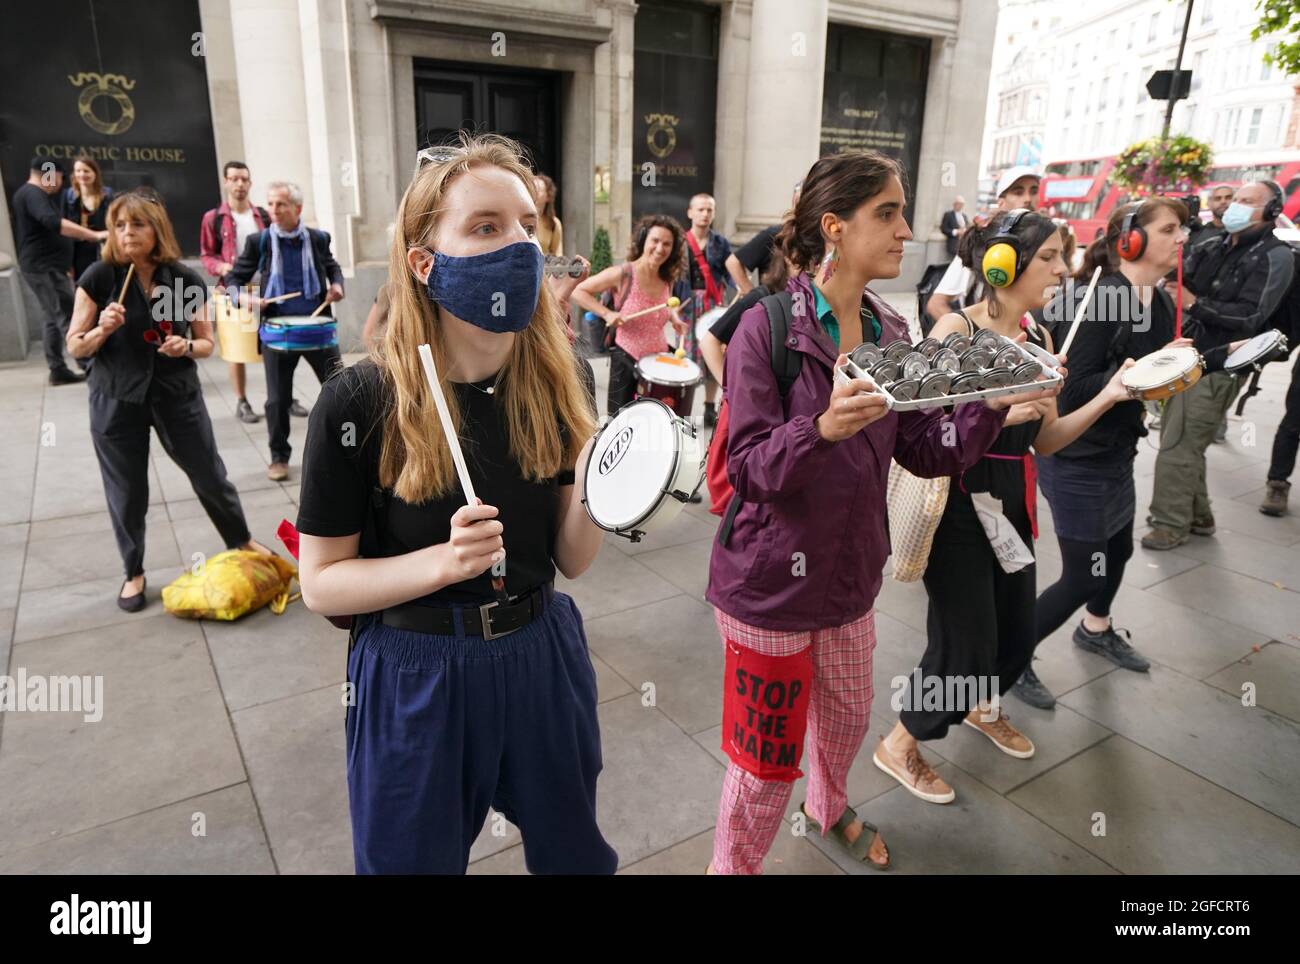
[606,345,639,417]
[90,388,250,579]
[1268,351,1300,483]
[24,268,83,374]
[901,497,1038,742]
[263,345,342,463]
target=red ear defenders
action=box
[1117,200,1148,261]
[981,208,1032,288]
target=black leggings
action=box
[606,345,639,416]
[1034,519,1134,643]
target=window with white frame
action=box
[1191,50,1203,90]
[1099,77,1108,109]
[1248,107,1263,145]
[1201,0,1213,25]
[1148,12,1159,43]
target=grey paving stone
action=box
[13,566,178,644]
[0,784,275,874]
[810,762,1115,875]
[922,701,1112,795]
[591,652,634,704]
[1204,641,1300,723]
[1009,737,1300,874]
[203,599,346,712]
[584,594,722,735]
[0,616,246,851]
[555,541,680,621]
[1059,664,1300,825]
[1165,527,1300,593]
[20,520,181,593]
[1145,565,1300,644]
[635,536,712,601]
[605,509,718,557]
[230,684,353,875]
[593,693,726,868]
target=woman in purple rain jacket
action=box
[704,150,1061,875]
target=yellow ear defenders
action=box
[981,208,1031,288]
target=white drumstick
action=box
[1057,266,1103,358]
[417,343,477,506]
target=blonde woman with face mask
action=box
[294,134,614,875]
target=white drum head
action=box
[696,305,727,341]
[586,400,684,531]
[1122,346,1200,391]
[1224,329,1285,371]
[638,353,702,386]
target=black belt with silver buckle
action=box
[380,584,554,640]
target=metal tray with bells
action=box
[832,330,1062,412]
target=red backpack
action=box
[706,288,800,516]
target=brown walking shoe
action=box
[267,461,289,482]
[964,708,1035,758]
[1261,480,1290,517]
[1141,526,1188,550]
[873,740,955,804]
[1190,513,1216,536]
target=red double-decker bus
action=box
[1039,156,1122,243]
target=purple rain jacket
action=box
[705,272,1008,632]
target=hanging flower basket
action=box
[1112,134,1214,195]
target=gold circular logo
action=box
[645,113,678,160]
[68,72,136,136]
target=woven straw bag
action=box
[886,461,950,582]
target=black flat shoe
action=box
[118,577,147,613]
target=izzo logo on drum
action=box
[598,427,635,475]
[68,72,137,136]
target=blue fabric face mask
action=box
[1221,202,1258,234]
[422,241,543,333]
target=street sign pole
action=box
[1162,0,1197,141]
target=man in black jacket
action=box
[1144,180,1295,548]
[225,181,345,482]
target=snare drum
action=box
[1223,329,1289,373]
[636,353,703,414]
[1121,346,1204,401]
[260,315,339,352]
[584,398,705,542]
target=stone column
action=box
[735,0,828,237]
[712,0,754,240]
[227,0,317,222]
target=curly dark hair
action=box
[775,151,905,273]
[625,214,687,283]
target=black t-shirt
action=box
[295,360,577,605]
[709,284,770,345]
[735,224,780,278]
[78,260,206,403]
[12,182,70,272]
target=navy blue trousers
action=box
[345,591,618,875]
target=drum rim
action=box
[583,398,686,534]
[1121,347,1202,390]
[1224,329,1285,371]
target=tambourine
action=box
[1120,346,1204,401]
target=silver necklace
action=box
[463,371,503,396]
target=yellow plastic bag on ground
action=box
[162,550,299,621]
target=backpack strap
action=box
[717,291,800,549]
[762,291,801,397]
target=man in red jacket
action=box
[200,161,272,424]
